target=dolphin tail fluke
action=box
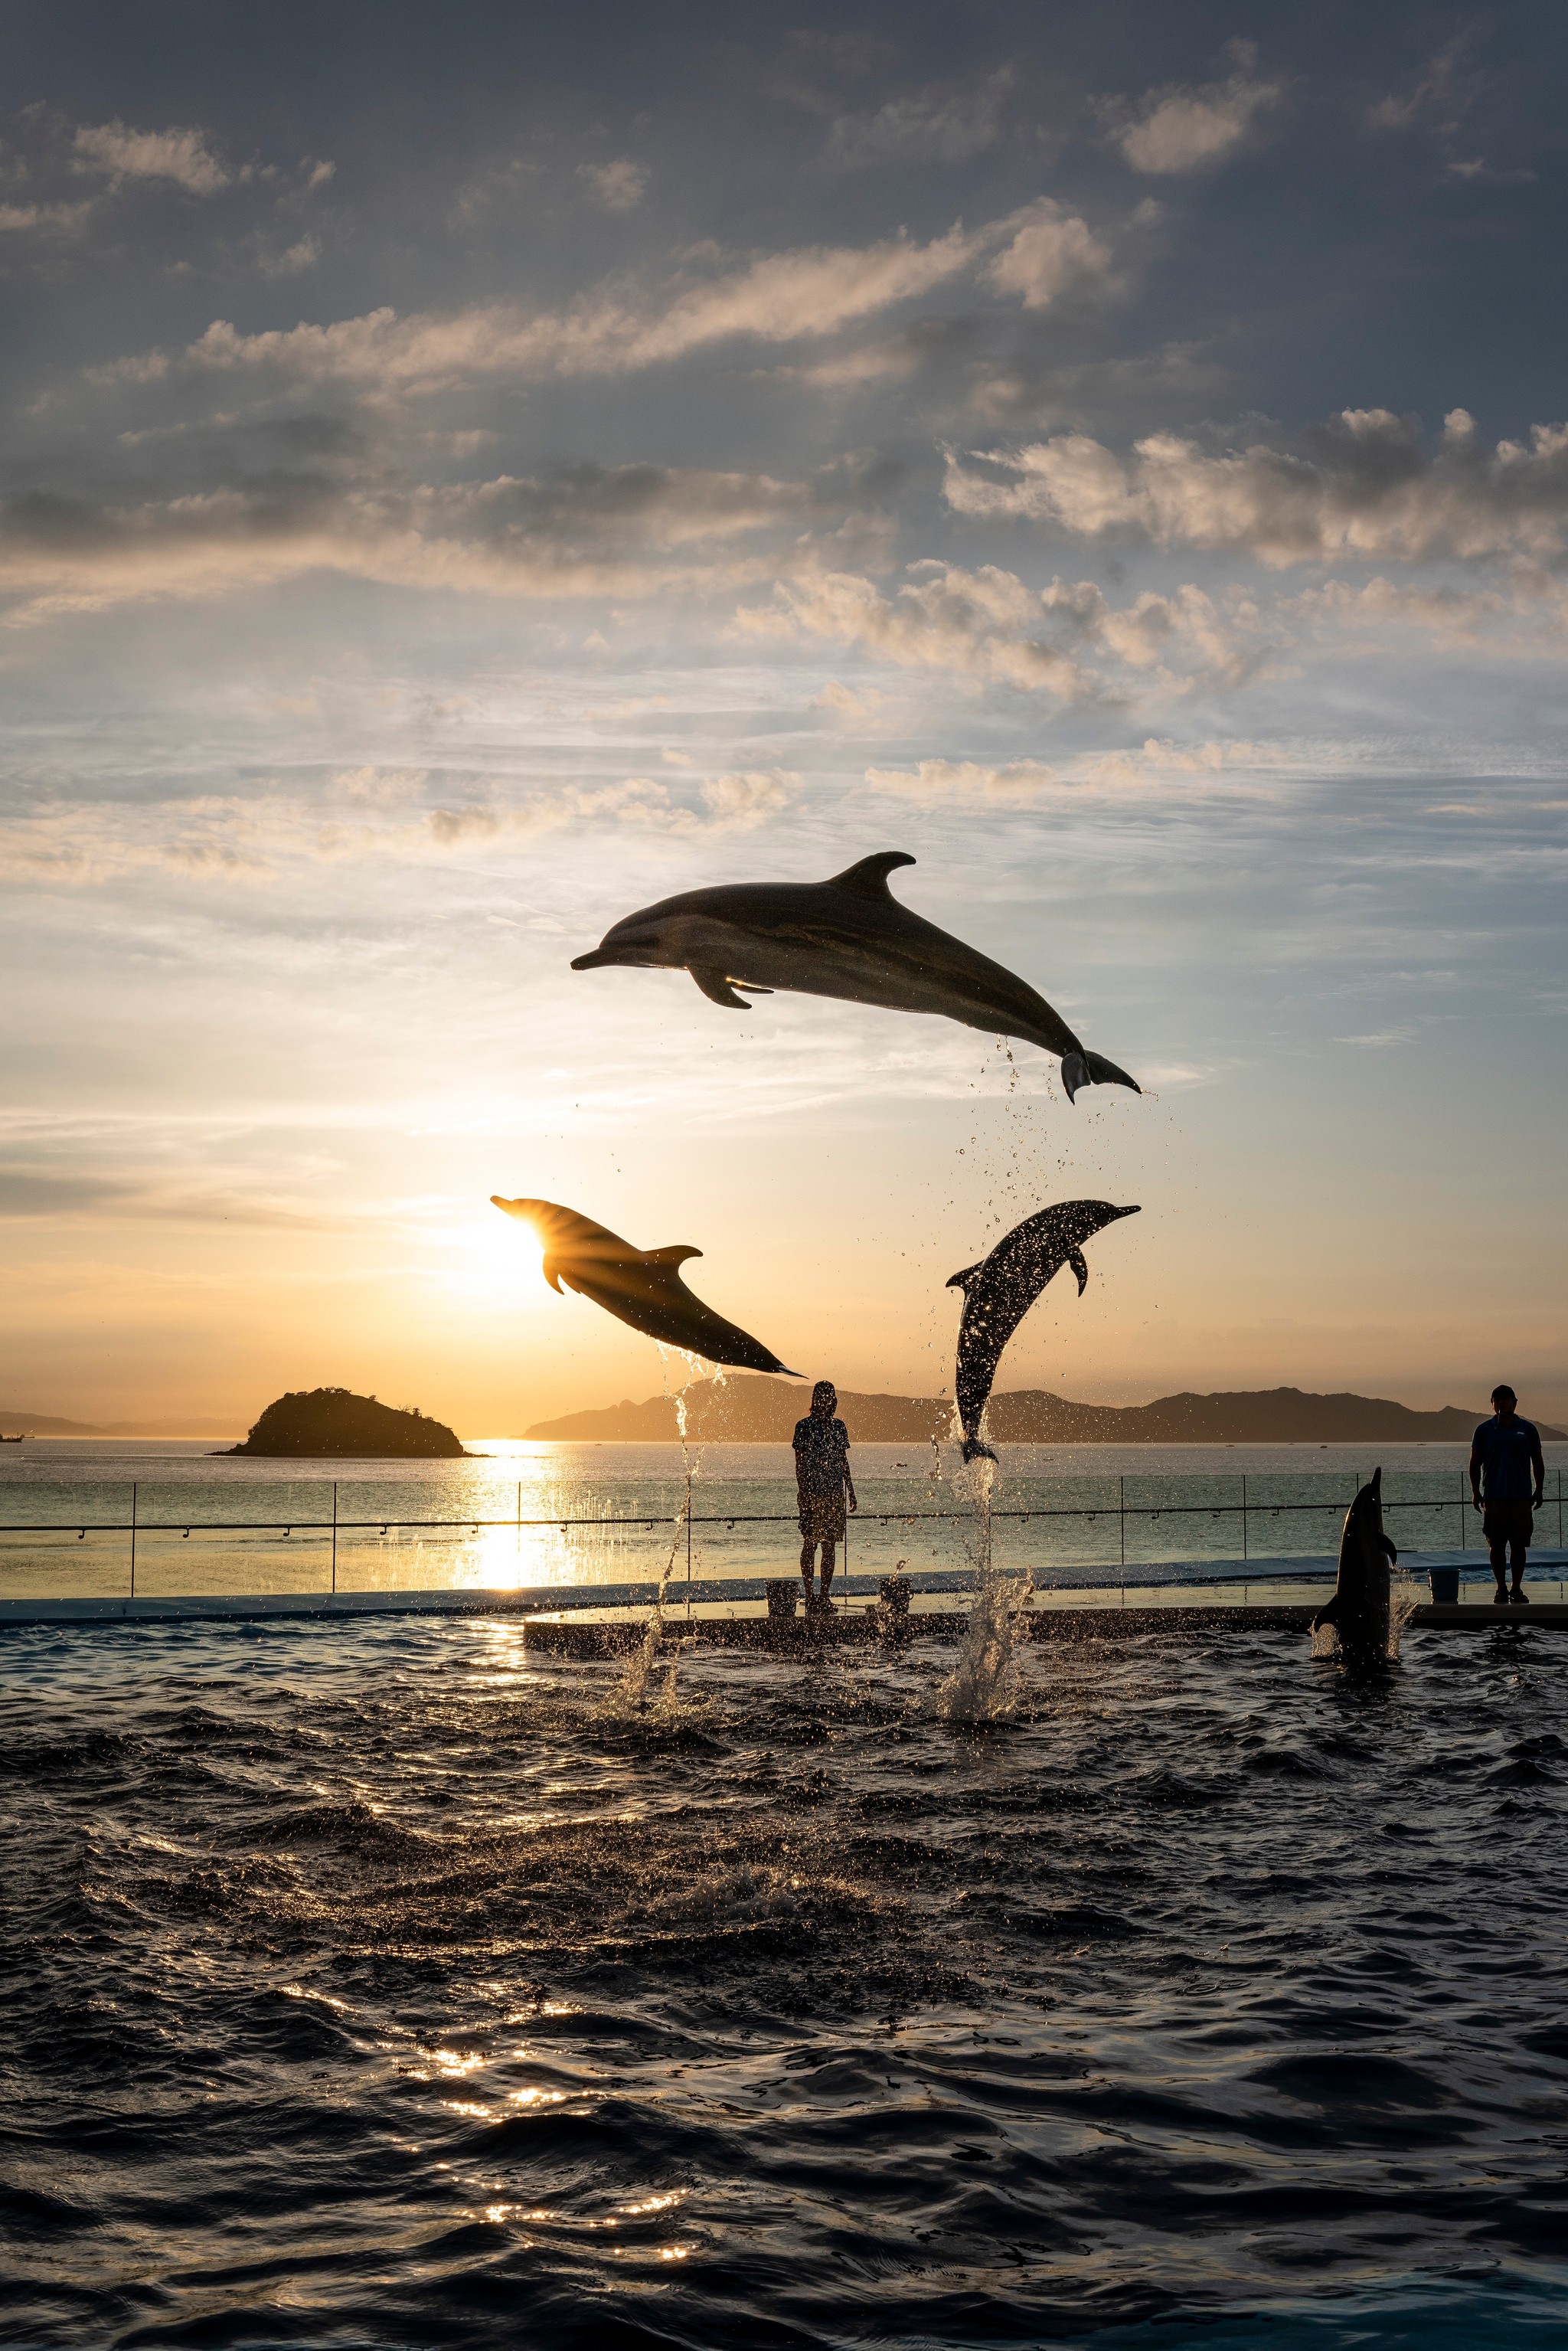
[961,1435,999,1463]
[1062,1049,1142,1101]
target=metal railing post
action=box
[331,1481,338,1594]
[1242,1473,1248,1563]
[129,1480,136,1599]
[1119,1476,1125,1568]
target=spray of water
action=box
[603,1345,715,1718]
[939,1442,1034,1722]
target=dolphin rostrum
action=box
[570,852,1140,1103]
[1310,1468,1398,1666]
[946,1200,1140,1462]
[491,1196,801,1376]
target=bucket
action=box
[765,1580,798,1621]
[1429,1567,1461,1605]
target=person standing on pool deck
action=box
[1470,1385,1546,1605]
[794,1380,857,1610]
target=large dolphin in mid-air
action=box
[570,852,1140,1103]
[1311,1469,1398,1666]
[947,1200,1140,1462]
[491,1196,801,1376]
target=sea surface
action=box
[3,1440,1566,1605]
[2,1604,1566,2346]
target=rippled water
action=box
[4,1610,1566,2347]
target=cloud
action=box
[983,198,1125,309]
[828,70,1011,166]
[424,768,801,849]
[864,738,1288,803]
[737,561,1271,698]
[0,462,823,624]
[1098,46,1282,173]
[72,120,229,195]
[93,198,1130,391]
[0,201,93,233]
[580,159,647,211]
[943,409,1568,565]
[1367,35,1475,135]
[260,234,321,276]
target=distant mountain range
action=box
[0,1410,242,1437]
[524,1381,1566,1445]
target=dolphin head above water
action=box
[571,852,1140,1101]
[1311,1466,1400,1664]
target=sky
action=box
[3,0,1566,1434]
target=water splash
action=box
[939,1445,1034,1722]
[1387,1569,1421,1660]
[607,1502,687,1714]
[602,1344,717,1718]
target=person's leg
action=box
[1487,1514,1509,1601]
[799,1535,816,1595]
[818,1539,836,1601]
[1511,1505,1530,1599]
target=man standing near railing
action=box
[794,1379,857,1613]
[1471,1385,1546,1605]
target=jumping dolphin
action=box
[947,1200,1140,1462]
[1310,1468,1398,1666]
[570,852,1140,1103]
[491,1196,801,1376]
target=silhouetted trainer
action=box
[794,1381,857,1610]
[1470,1385,1545,1605]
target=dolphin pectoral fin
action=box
[646,1244,703,1265]
[1069,1249,1090,1295]
[541,1259,565,1294]
[1060,1053,1089,1103]
[1311,1595,1341,1633]
[826,850,917,900]
[1380,1535,1400,1563]
[946,1261,983,1291]
[691,966,753,1009]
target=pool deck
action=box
[2,1552,1564,1643]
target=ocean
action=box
[3,1442,1567,2346]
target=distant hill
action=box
[0,1409,243,1437]
[0,1408,106,1436]
[226,1387,468,1458]
[525,1381,1566,1445]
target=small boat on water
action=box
[0,1432,27,1442]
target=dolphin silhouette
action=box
[1310,1468,1398,1666]
[570,852,1140,1103]
[491,1196,801,1376]
[946,1200,1141,1462]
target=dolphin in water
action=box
[491,1196,801,1376]
[947,1200,1140,1462]
[570,852,1140,1103]
[1311,1468,1398,1665]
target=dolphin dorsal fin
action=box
[946,1261,983,1292]
[646,1244,702,1265]
[826,851,916,900]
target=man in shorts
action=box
[1470,1385,1546,1605]
[793,1379,857,1610]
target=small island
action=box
[224,1386,469,1458]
